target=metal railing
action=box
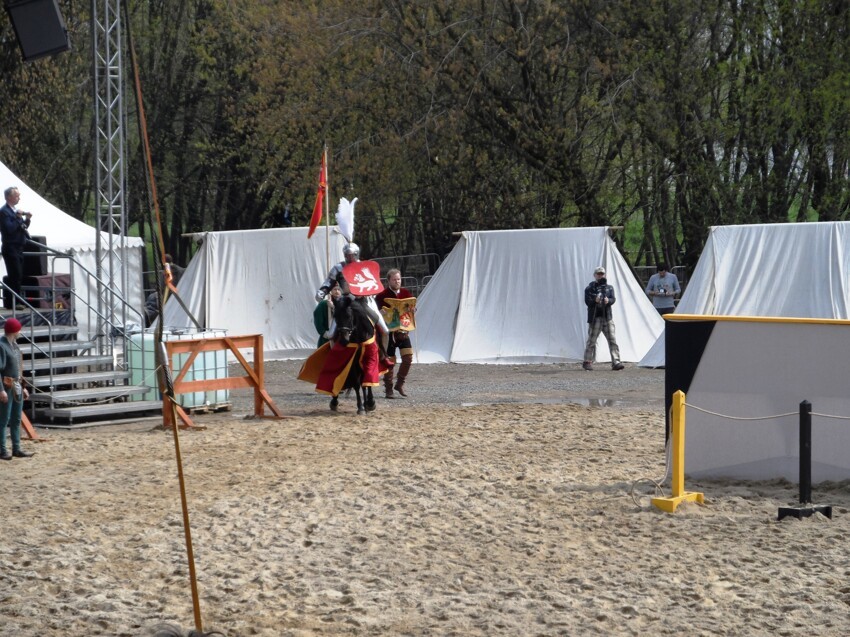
[5,241,153,418]
[0,281,68,420]
[371,253,442,298]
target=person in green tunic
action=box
[313,282,342,347]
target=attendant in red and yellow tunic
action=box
[375,268,414,398]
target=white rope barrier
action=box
[684,402,796,421]
[685,402,850,422]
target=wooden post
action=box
[254,335,264,418]
[22,412,47,441]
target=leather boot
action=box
[394,354,413,397]
[383,363,395,398]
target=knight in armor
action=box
[316,242,385,322]
[299,261,391,409]
[316,243,360,302]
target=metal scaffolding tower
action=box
[92,0,130,346]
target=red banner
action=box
[307,152,327,238]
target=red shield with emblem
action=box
[342,260,384,296]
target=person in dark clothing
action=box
[0,187,32,308]
[313,281,341,347]
[582,266,624,371]
[164,254,185,286]
[143,255,186,326]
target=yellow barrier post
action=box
[652,390,704,513]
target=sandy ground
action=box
[2,361,849,636]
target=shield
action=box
[342,260,384,296]
[380,297,417,332]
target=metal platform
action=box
[17,325,80,339]
[7,313,163,424]
[28,370,131,388]
[26,354,115,371]
[18,340,95,356]
[29,384,151,403]
[38,400,164,424]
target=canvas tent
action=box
[162,226,347,359]
[415,228,664,364]
[639,221,850,367]
[0,161,145,337]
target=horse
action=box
[329,294,380,415]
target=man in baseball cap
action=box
[0,317,33,459]
[582,266,625,372]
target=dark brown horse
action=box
[330,295,378,415]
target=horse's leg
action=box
[365,386,376,412]
[356,385,365,415]
[330,395,339,411]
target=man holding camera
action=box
[0,187,32,309]
[645,262,680,315]
[582,266,624,372]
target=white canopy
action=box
[0,160,145,335]
[415,228,664,364]
[162,226,347,359]
[639,221,850,367]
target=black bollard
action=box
[778,400,832,521]
[799,400,812,505]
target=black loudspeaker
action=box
[4,0,71,62]
[24,235,47,278]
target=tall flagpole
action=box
[323,145,332,334]
[126,10,204,632]
[324,144,330,272]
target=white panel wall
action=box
[684,320,850,482]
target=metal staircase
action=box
[6,244,164,426]
[13,314,162,425]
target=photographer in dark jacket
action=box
[0,187,32,309]
[582,266,624,371]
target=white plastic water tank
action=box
[127,329,229,409]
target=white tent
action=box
[0,161,145,336]
[415,228,664,364]
[639,221,850,367]
[162,226,347,359]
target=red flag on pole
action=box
[307,152,327,238]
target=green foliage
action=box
[0,0,848,272]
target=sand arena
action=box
[1,361,848,636]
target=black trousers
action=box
[2,247,24,307]
[387,331,413,358]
